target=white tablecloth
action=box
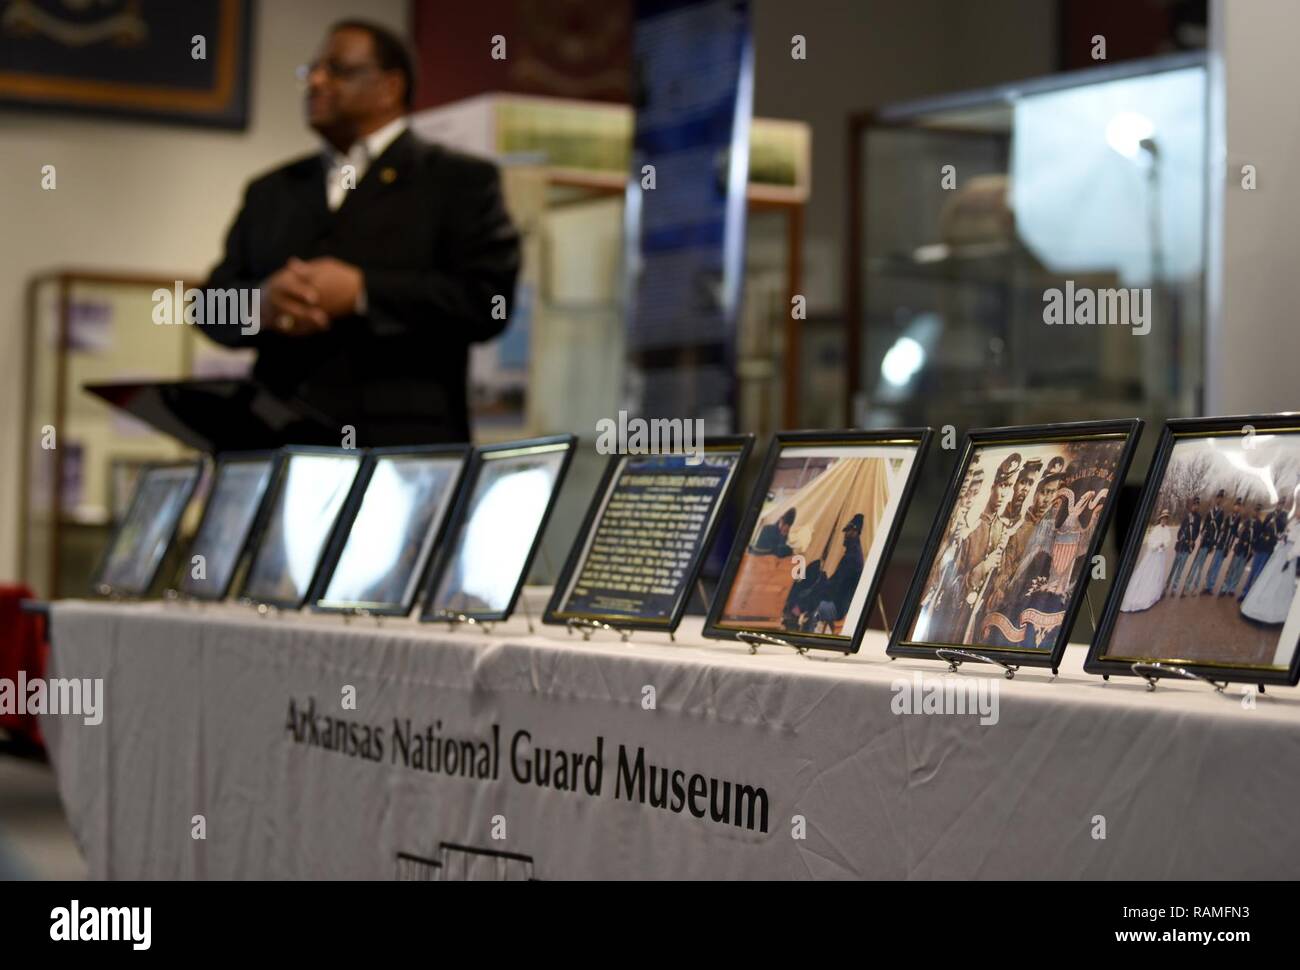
[41,595,1300,879]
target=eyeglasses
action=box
[295,59,379,85]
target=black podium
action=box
[84,379,343,453]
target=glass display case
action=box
[847,52,1209,612]
[21,272,250,598]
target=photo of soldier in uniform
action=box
[1104,432,1300,671]
[906,437,1128,653]
[714,442,919,641]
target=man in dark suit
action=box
[201,20,520,445]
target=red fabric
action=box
[0,584,48,748]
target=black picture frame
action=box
[311,444,472,617]
[0,0,254,130]
[92,458,204,598]
[419,434,577,625]
[237,446,365,611]
[176,450,280,602]
[703,428,932,654]
[543,434,755,634]
[888,418,1143,672]
[1085,413,1300,688]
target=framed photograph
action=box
[544,435,754,633]
[313,446,471,616]
[107,456,156,522]
[0,0,253,129]
[239,447,364,610]
[703,429,931,654]
[889,419,1142,671]
[177,451,278,601]
[420,435,576,624]
[1086,414,1300,687]
[93,460,203,597]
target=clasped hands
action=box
[263,257,363,337]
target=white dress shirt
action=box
[323,116,408,211]
[319,116,407,313]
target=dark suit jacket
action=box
[201,129,519,445]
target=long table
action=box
[40,596,1300,879]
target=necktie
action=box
[327,142,369,211]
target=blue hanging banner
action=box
[623,0,753,432]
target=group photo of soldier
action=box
[1111,435,1300,669]
[907,438,1128,651]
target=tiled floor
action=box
[0,754,85,880]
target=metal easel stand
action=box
[934,648,1019,680]
[737,631,809,656]
[424,536,559,636]
[565,618,632,642]
[1129,662,1228,694]
[734,591,897,659]
[162,588,201,611]
[516,590,537,634]
[875,593,902,665]
[249,600,281,619]
[504,545,564,636]
[668,579,712,644]
[982,587,1097,682]
[431,610,496,635]
[340,608,385,628]
[668,579,713,644]
[933,579,1105,682]
[1069,588,1106,682]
